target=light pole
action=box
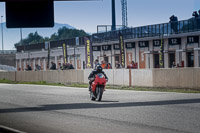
[111,0,116,31]
[20,28,22,45]
[73,45,76,69]
[1,16,4,51]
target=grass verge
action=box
[0,79,200,93]
[0,79,65,87]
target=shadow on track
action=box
[98,100,119,103]
[0,98,200,114]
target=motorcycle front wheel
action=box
[96,86,103,101]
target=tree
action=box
[15,31,44,47]
[14,26,89,47]
[52,26,88,40]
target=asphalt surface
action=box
[0,84,200,133]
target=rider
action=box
[88,65,108,91]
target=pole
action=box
[74,46,76,69]
[20,28,22,45]
[1,16,3,51]
[111,0,116,31]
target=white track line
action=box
[0,125,26,133]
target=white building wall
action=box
[133,48,136,62]
[194,50,199,67]
[19,59,21,70]
[182,37,187,67]
[16,35,200,70]
[38,58,41,66]
[23,59,26,71]
[33,59,36,70]
[164,39,169,68]
[136,42,140,68]
[43,58,46,70]
[149,40,154,68]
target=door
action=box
[154,54,159,68]
[126,52,132,67]
[40,60,43,70]
[115,55,120,63]
[21,60,24,70]
[114,54,120,68]
[169,53,175,68]
[17,60,20,71]
[104,56,109,63]
[77,60,81,69]
[30,59,33,70]
[187,52,194,67]
[70,60,75,68]
[57,56,61,69]
[139,51,146,69]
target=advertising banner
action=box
[119,32,125,68]
[62,43,68,63]
[85,37,93,68]
[159,38,164,68]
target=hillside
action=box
[0,23,76,50]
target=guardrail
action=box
[0,65,16,71]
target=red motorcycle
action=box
[90,73,107,101]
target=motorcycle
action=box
[89,73,107,101]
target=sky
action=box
[0,0,200,33]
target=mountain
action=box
[0,23,76,50]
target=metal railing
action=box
[92,18,200,43]
[0,64,16,71]
[0,50,16,54]
[16,18,200,52]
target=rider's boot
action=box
[88,86,91,91]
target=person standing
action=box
[106,63,112,69]
[50,61,56,70]
[26,65,32,71]
[172,62,176,68]
[94,59,100,69]
[198,10,200,29]
[169,15,178,33]
[35,64,41,71]
[115,61,122,69]
[101,60,106,69]
[58,63,63,70]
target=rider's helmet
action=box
[96,65,102,73]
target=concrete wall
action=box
[15,70,84,84]
[0,71,16,81]
[0,68,200,89]
[132,69,153,87]
[84,69,129,86]
[16,71,43,82]
[0,54,16,67]
[152,68,200,89]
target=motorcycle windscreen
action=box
[97,73,104,78]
